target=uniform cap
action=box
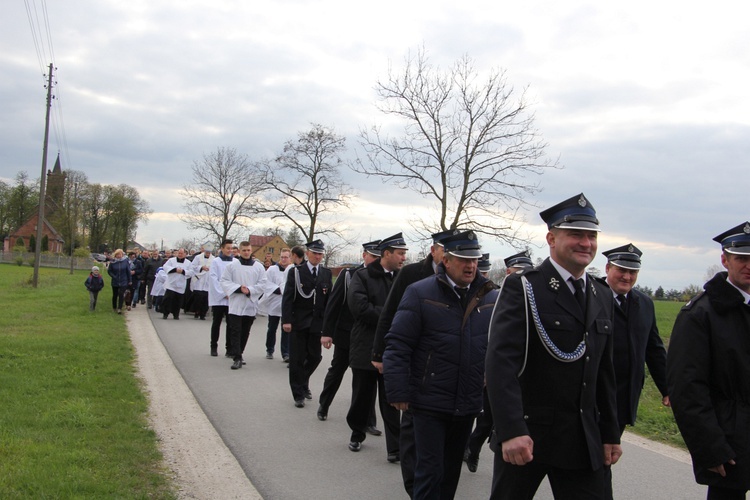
[504,250,534,269]
[602,243,642,270]
[442,231,482,259]
[539,193,600,231]
[713,222,750,255]
[362,239,382,257]
[431,229,460,246]
[478,253,492,272]
[378,233,408,251]
[305,240,326,254]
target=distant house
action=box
[248,234,288,262]
[2,154,66,254]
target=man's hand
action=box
[321,336,333,349]
[282,323,292,333]
[240,285,250,295]
[502,436,534,465]
[391,402,409,411]
[709,459,736,477]
[603,444,622,466]
[662,395,671,407]
[371,361,383,374]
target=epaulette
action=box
[682,291,705,310]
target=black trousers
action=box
[211,305,231,353]
[318,344,377,426]
[400,410,417,498]
[162,289,184,318]
[190,290,209,318]
[288,328,322,401]
[265,315,280,354]
[412,409,474,500]
[228,314,255,361]
[347,368,400,454]
[111,286,126,310]
[145,279,155,307]
[466,387,493,459]
[490,455,607,500]
[707,485,749,500]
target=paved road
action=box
[148,309,706,499]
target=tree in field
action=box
[703,264,723,282]
[179,147,262,243]
[257,124,354,243]
[81,183,151,252]
[2,172,39,235]
[51,170,88,255]
[353,49,558,244]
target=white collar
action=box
[726,277,750,303]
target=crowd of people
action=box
[87,194,750,500]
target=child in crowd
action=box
[85,266,105,311]
[150,267,167,313]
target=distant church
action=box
[3,154,66,253]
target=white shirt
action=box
[220,258,268,317]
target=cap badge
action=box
[628,244,634,252]
[578,195,587,207]
[744,223,750,234]
[549,277,560,290]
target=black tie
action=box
[570,278,586,312]
[311,266,317,279]
[455,286,468,307]
[617,294,628,314]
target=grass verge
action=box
[0,264,175,499]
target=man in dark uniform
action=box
[668,222,750,500]
[465,251,534,474]
[372,229,458,497]
[317,239,381,422]
[485,193,620,500]
[282,240,332,408]
[346,233,407,462]
[600,244,669,433]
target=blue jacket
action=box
[85,273,104,292]
[383,264,498,416]
[108,257,131,288]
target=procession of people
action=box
[100,196,749,500]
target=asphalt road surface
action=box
[146,309,706,499]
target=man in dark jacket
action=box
[346,233,407,461]
[282,240,332,407]
[668,222,750,499]
[485,193,620,499]
[384,230,498,500]
[317,240,381,423]
[372,229,457,497]
[143,250,163,309]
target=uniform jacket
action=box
[667,272,750,489]
[162,257,195,294]
[596,278,668,427]
[259,263,288,317]
[281,262,332,334]
[220,257,267,317]
[85,273,104,292]
[485,258,619,471]
[348,259,397,370]
[383,264,498,415]
[107,257,131,288]
[321,264,361,349]
[373,255,437,362]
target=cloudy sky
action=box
[2,0,747,290]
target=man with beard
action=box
[668,222,750,499]
[346,233,407,463]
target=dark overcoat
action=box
[485,258,619,471]
[667,272,750,490]
[321,265,360,349]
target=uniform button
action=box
[585,332,589,337]
[580,409,583,413]
[585,356,590,362]
[554,321,560,326]
[582,382,587,388]
[523,415,529,420]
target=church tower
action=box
[45,153,66,218]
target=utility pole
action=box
[33,63,54,288]
[69,181,79,274]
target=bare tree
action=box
[352,49,558,245]
[256,124,354,243]
[179,147,262,243]
[703,263,723,282]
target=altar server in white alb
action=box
[259,248,292,360]
[221,241,267,370]
[208,239,235,357]
[150,267,167,313]
[190,245,215,320]
[162,248,196,320]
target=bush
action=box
[15,257,24,266]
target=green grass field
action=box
[0,264,175,499]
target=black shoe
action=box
[387,452,400,463]
[162,314,168,319]
[265,353,273,359]
[174,316,180,320]
[199,316,205,320]
[231,359,243,370]
[132,303,136,308]
[466,453,479,473]
[366,426,382,436]
[210,349,218,357]
[242,358,247,365]
[317,406,327,421]
[348,441,362,452]
[225,352,232,358]
[282,356,290,363]
[304,390,312,400]
[294,399,305,408]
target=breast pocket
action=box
[594,319,612,335]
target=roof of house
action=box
[248,235,275,248]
